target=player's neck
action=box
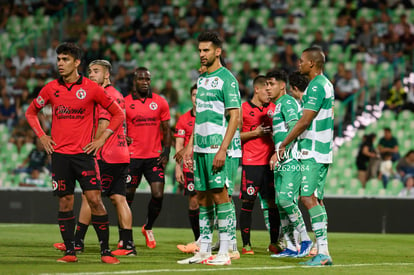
[63,71,80,84]
[191,107,196,116]
[251,97,263,107]
[274,91,286,102]
[309,70,323,81]
[206,60,221,74]
[103,80,111,87]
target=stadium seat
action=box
[386,179,404,196]
[343,178,364,196]
[365,179,385,196]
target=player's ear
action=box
[215,47,222,58]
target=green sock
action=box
[217,202,234,255]
[278,207,296,250]
[309,205,329,255]
[199,205,214,253]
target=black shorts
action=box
[239,165,275,201]
[183,171,197,196]
[356,160,367,171]
[126,158,165,189]
[98,160,129,197]
[52,152,101,197]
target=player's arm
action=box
[241,124,272,142]
[84,101,124,155]
[157,120,172,167]
[174,132,194,171]
[175,137,185,184]
[278,109,316,160]
[26,102,56,154]
[213,107,239,172]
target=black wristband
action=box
[161,147,171,158]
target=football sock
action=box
[74,222,88,247]
[309,205,329,256]
[58,211,76,255]
[199,205,214,253]
[230,200,238,251]
[120,229,134,248]
[278,199,310,242]
[240,201,254,246]
[188,208,200,241]
[91,214,110,252]
[145,196,163,230]
[278,207,296,249]
[217,202,233,255]
[268,207,280,244]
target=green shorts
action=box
[225,156,240,196]
[300,158,329,200]
[193,152,228,192]
[274,159,302,204]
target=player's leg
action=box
[73,194,90,251]
[76,154,118,264]
[239,165,259,254]
[299,159,332,266]
[52,153,78,262]
[225,156,239,259]
[178,153,214,264]
[125,159,143,208]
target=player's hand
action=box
[255,123,272,137]
[126,136,133,146]
[277,145,286,162]
[157,154,169,168]
[212,149,226,173]
[269,153,278,170]
[83,137,105,155]
[175,166,185,184]
[174,145,192,163]
[39,135,56,154]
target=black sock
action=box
[240,201,254,246]
[268,207,281,244]
[120,229,134,249]
[58,211,76,255]
[91,214,110,253]
[188,208,200,241]
[74,222,88,247]
[145,196,163,229]
[126,191,135,208]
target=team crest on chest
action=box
[149,102,158,110]
[76,88,86,100]
[211,77,219,88]
[267,109,273,117]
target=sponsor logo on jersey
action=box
[275,103,281,113]
[36,96,45,107]
[231,82,236,88]
[149,102,158,110]
[211,78,218,88]
[76,88,86,100]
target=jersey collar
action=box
[58,74,83,91]
[248,100,268,111]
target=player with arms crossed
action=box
[239,75,281,255]
[177,31,240,266]
[124,67,171,249]
[53,60,136,256]
[278,47,334,266]
[175,84,200,254]
[266,70,312,259]
[25,43,124,264]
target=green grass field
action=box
[1,224,414,275]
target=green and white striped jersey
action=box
[299,74,334,164]
[194,67,241,154]
[272,94,301,162]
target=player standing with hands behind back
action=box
[25,43,124,264]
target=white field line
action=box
[39,262,414,275]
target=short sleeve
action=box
[303,83,325,112]
[174,115,186,138]
[98,104,111,121]
[95,86,114,110]
[160,97,171,121]
[33,86,51,109]
[223,78,241,109]
[282,98,299,123]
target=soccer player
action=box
[277,47,334,266]
[175,84,200,254]
[239,75,281,255]
[177,31,241,266]
[266,69,312,258]
[25,43,123,264]
[289,71,308,103]
[124,67,171,249]
[53,60,136,256]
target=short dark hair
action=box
[253,75,267,87]
[289,71,309,92]
[384,127,391,132]
[197,31,223,48]
[303,46,325,68]
[56,42,83,60]
[190,83,197,96]
[266,69,288,83]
